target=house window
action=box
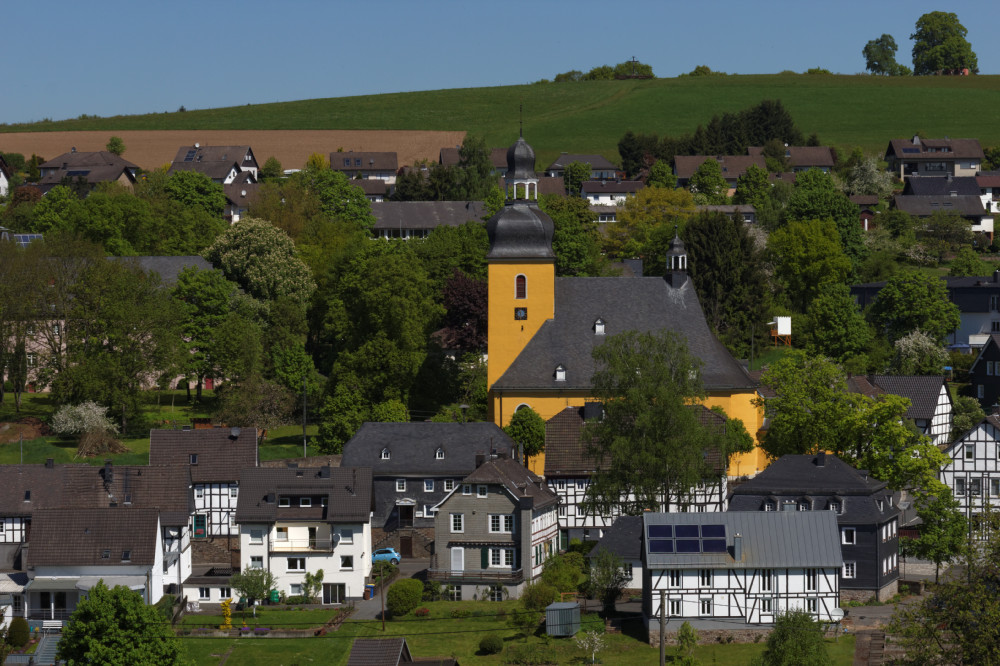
[343,158,351,167]
[699,569,712,587]
[448,586,462,601]
[250,556,263,569]
[289,584,302,596]
[101,549,109,559]
[199,587,211,600]
[300,498,312,507]
[955,478,966,496]
[287,558,305,572]
[594,318,605,335]
[230,487,238,498]
[490,514,514,533]
[805,569,817,591]
[279,497,290,507]
[396,479,406,492]
[555,365,566,382]
[763,501,774,512]
[669,599,682,616]
[576,479,586,491]
[829,502,840,513]
[966,446,976,460]
[843,561,857,579]
[979,385,985,399]
[436,448,444,460]
[807,598,818,614]
[761,570,772,592]
[761,598,772,613]
[841,528,856,545]
[52,323,60,336]
[444,479,455,492]
[424,479,434,493]
[477,485,488,498]
[341,556,354,570]
[490,548,514,568]
[321,496,328,507]
[381,448,390,460]
[276,527,288,541]
[489,585,505,602]
[340,528,354,544]
[189,454,198,465]
[25,353,35,368]
[558,505,567,517]
[971,478,982,496]
[195,488,204,499]
[991,479,1000,497]
[193,514,207,538]
[462,484,472,495]
[250,529,263,545]
[219,587,230,599]
[700,598,712,615]
[515,274,526,299]
[451,513,464,533]
[992,295,999,311]
[557,480,566,490]
[668,570,682,587]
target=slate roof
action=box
[728,454,897,525]
[148,428,257,483]
[849,195,879,207]
[111,256,214,286]
[485,202,556,260]
[581,180,644,194]
[968,333,1000,374]
[695,204,756,218]
[40,151,139,172]
[172,145,255,168]
[347,638,412,665]
[236,466,372,523]
[545,153,618,172]
[61,464,192,526]
[331,152,398,172]
[372,201,487,231]
[0,464,84,517]
[169,159,242,181]
[341,422,514,476]
[590,515,643,562]
[747,145,835,169]
[885,137,983,161]
[462,457,558,510]
[544,405,727,477]
[977,172,1000,189]
[28,507,160,567]
[223,182,263,207]
[893,194,987,217]
[866,375,947,421]
[643,511,842,569]
[492,277,755,391]
[37,165,136,191]
[673,155,766,181]
[356,180,390,197]
[902,176,980,196]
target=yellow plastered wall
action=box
[486,260,555,392]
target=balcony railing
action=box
[270,538,333,552]
[427,568,524,584]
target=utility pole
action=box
[302,375,307,458]
[659,589,666,666]
[380,565,386,632]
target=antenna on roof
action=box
[230,427,241,439]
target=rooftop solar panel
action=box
[649,540,673,553]
[676,540,700,553]
[702,525,725,538]
[676,525,699,538]
[648,525,672,539]
[702,539,727,553]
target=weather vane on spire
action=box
[519,101,523,138]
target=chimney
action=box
[816,451,826,467]
[993,270,999,284]
[475,453,485,468]
[44,458,54,469]
[103,460,113,484]
[733,533,743,561]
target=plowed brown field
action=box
[0,130,467,171]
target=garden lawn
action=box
[180,606,339,631]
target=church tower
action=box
[486,132,556,424]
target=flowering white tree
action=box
[51,401,119,437]
[575,630,606,664]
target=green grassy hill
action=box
[5,74,1000,167]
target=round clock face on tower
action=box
[514,307,528,320]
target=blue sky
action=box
[4,0,996,125]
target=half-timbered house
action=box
[729,453,900,601]
[428,456,558,600]
[544,405,728,545]
[847,375,953,448]
[940,414,1000,526]
[589,516,643,594]
[642,511,843,639]
[234,466,373,604]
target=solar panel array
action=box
[647,523,727,555]
[11,234,43,248]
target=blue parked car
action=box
[372,548,401,565]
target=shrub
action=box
[414,607,430,617]
[51,401,119,437]
[386,579,423,617]
[284,595,307,605]
[480,633,504,655]
[450,608,471,618]
[152,594,176,622]
[7,616,29,647]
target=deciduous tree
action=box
[867,272,960,344]
[688,159,728,204]
[230,567,277,617]
[105,136,126,156]
[863,34,911,76]
[753,609,831,666]
[801,281,873,365]
[504,406,546,459]
[911,11,978,75]
[562,161,591,197]
[767,219,852,312]
[785,169,866,269]
[588,549,631,616]
[646,160,676,189]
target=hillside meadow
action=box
[4,74,1000,170]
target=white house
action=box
[643,512,843,637]
[170,145,260,183]
[847,375,953,448]
[330,152,398,184]
[580,180,644,206]
[939,414,1000,525]
[234,466,373,604]
[24,508,165,624]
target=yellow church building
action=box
[486,133,767,478]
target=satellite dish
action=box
[241,189,247,197]
[230,427,241,438]
[195,142,200,148]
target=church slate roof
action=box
[485,202,555,260]
[492,277,755,391]
[342,422,514,476]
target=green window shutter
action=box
[481,547,489,569]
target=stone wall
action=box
[841,578,897,604]
[647,627,771,647]
[192,536,239,567]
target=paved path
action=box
[853,630,885,666]
[353,558,429,620]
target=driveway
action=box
[352,558,429,620]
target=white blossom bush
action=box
[51,401,120,437]
[892,330,949,375]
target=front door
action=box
[400,535,413,558]
[398,505,414,528]
[451,546,464,572]
[322,583,346,604]
[308,527,317,549]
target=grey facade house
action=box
[968,333,1000,409]
[884,135,983,179]
[728,453,900,602]
[428,456,558,600]
[340,422,515,557]
[589,515,643,593]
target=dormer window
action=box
[122,550,131,561]
[555,365,566,382]
[300,498,312,507]
[763,501,775,512]
[189,454,198,465]
[381,448,390,460]
[279,497,290,507]
[515,275,527,299]
[435,448,445,460]
[594,318,605,335]
[829,501,841,513]
[101,549,110,559]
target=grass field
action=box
[5,74,1000,168]
[178,600,857,665]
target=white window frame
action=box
[435,448,445,460]
[199,587,210,600]
[966,445,975,460]
[462,484,472,495]
[276,527,288,541]
[761,598,772,613]
[557,479,566,490]
[760,570,772,592]
[668,599,682,616]
[279,497,290,507]
[339,528,354,544]
[230,486,238,498]
[841,527,856,545]
[699,569,712,587]
[843,561,857,579]
[955,478,966,496]
[699,598,712,616]
[477,485,488,498]
[249,529,263,545]
[341,555,354,570]
[300,497,312,507]
[805,568,817,592]
[444,479,455,492]
[451,513,464,533]
[668,570,682,588]
[195,487,204,499]
[807,598,818,614]
[250,556,263,569]
[424,479,434,493]
[381,448,390,460]
[558,505,567,517]
[289,584,302,596]
[287,557,305,572]
[396,479,406,492]
[219,586,230,599]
